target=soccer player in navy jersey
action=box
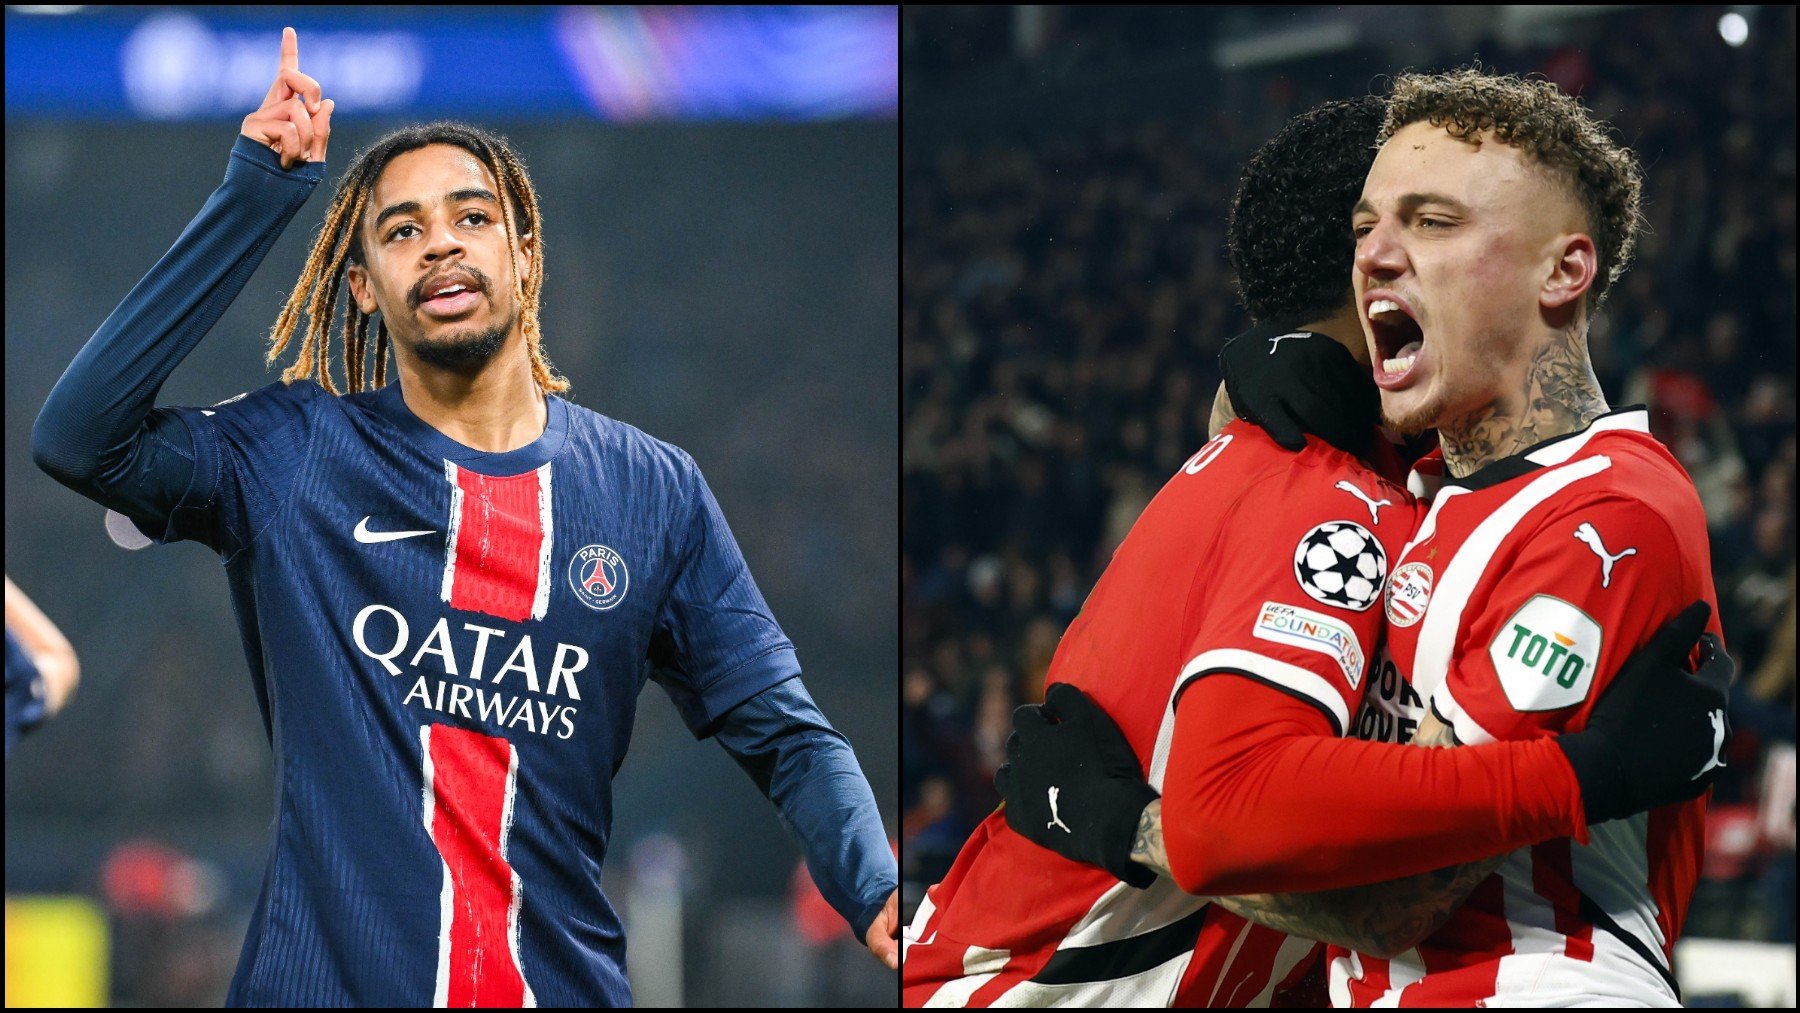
[6,576,81,757]
[32,27,896,1007]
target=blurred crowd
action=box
[902,5,1797,947]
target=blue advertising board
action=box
[5,6,897,122]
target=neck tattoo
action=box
[1438,329,1610,478]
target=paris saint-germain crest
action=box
[568,544,629,611]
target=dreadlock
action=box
[266,121,568,395]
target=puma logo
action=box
[1047,786,1072,834]
[1267,332,1308,354]
[1573,522,1636,589]
[1691,709,1728,780]
[1335,480,1392,525]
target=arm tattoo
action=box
[1130,797,1172,879]
[1212,713,1508,958]
[1438,325,1609,478]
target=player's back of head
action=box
[1228,96,1386,326]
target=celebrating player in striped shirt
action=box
[32,27,896,1007]
[901,94,1727,1008]
[1005,68,1730,1008]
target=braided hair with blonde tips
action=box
[265,121,568,395]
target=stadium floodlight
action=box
[1213,19,1358,70]
[1718,11,1750,46]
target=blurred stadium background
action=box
[5,5,895,1008]
[903,4,1795,1006]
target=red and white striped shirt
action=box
[1333,408,1719,1007]
[903,422,1411,1006]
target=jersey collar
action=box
[370,378,569,476]
[1442,405,1650,491]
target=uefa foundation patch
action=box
[1254,601,1366,689]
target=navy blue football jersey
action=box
[142,378,798,1006]
[5,629,47,757]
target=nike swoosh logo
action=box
[354,517,437,544]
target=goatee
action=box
[413,325,510,372]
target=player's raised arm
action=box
[32,28,332,535]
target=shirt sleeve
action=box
[648,454,800,738]
[149,381,325,558]
[31,136,325,543]
[1429,493,1719,746]
[1161,674,1582,896]
[1170,464,1402,738]
[712,677,897,940]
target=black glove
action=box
[994,683,1159,888]
[1219,322,1379,455]
[1555,601,1735,825]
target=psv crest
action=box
[568,544,630,611]
[1385,561,1433,627]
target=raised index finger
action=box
[280,26,298,72]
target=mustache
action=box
[409,266,491,309]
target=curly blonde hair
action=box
[1382,66,1645,314]
[266,121,568,395]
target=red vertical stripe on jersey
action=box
[1532,839,1595,962]
[449,467,544,622]
[1648,797,1705,961]
[1347,950,1390,1007]
[427,725,526,1008]
[1207,918,1288,1008]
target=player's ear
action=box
[518,232,536,285]
[1540,231,1597,314]
[345,262,378,317]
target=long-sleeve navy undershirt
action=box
[31,135,895,943]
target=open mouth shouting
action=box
[1365,290,1426,389]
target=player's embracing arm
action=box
[648,453,899,969]
[1207,489,1728,958]
[1205,713,1508,958]
[31,29,331,547]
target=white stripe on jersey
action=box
[1580,814,1673,974]
[422,725,454,1009]
[530,462,554,621]
[1063,875,1206,949]
[1427,681,1500,746]
[1487,842,1679,1008]
[922,945,1012,1008]
[441,461,464,606]
[1411,455,1613,703]
[1175,648,1352,736]
[1524,410,1650,467]
[903,891,938,956]
[1200,920,1317,1009]
[985,953,1189,1007]
[907,874,1206,1007]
